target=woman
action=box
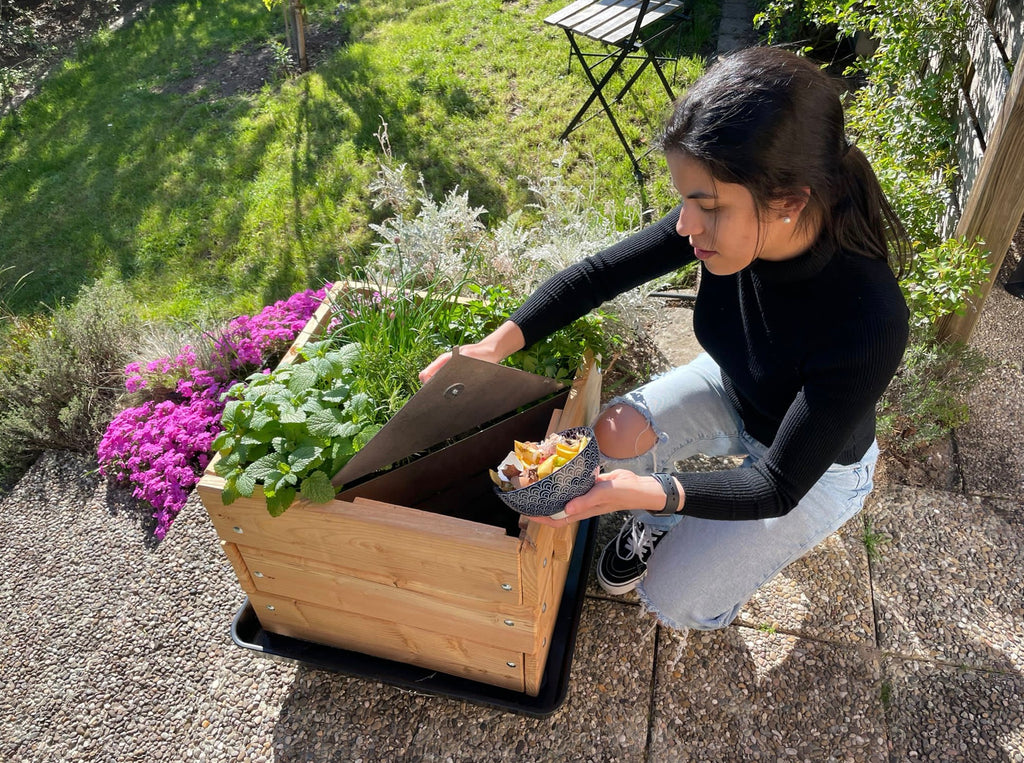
[420,47,910,632]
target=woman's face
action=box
[666,151,800,276]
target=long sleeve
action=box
[511,206,694,346]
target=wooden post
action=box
[936,54,1024,343]
[292,0,309,72]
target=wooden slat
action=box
[277,281,345,368]
[239,544,542,652]
[249,591,527,693]
[198,483,523,604]
[220,541,256,593]
[519,521,556,607]
[545,353,598,562]
[572,0,646,41]
[544,0,609,27]
[524,550,566,695]
[559,351,603,431]
[546,0,687,44]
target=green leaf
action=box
[345,392,373,418]
[265,485,297,517]
[307,356,334,377]
[220,400,241,427]
[326,343,361,370]
[265,494,287,517]
[279,403,307,424]
[211,431,231,452]
[300,470,336,503]
[354,423,382,449]
[235,471,256,498]
[287,362,318,394]
[321,383,351,403]
[221,482,240,506]
[243,453,280,482]
[288,444,321,472]
[216,450,242,472]
[307,407,361,438]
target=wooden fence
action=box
[937,0,1024,342]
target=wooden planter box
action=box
[197,285,601,696]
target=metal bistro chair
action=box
[545,0,690,178]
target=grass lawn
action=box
[0,0,717,322]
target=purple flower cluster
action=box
[98,287,330,539]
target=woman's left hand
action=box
[529,469,669,527]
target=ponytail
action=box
[830,145,912,278]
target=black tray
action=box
[229,517,598,718]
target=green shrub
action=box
[877,325,986,457]
[0,280,142,491]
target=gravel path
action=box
[0,452,301,762]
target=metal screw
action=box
[444,383,465,400]
[542,637,547,647]
[266,605,276,611]
[501,583,513,591]
[253,571,264,578]
[232,526,243,534]
[542,602,547,613]
[542,557,548,567]
[506,661,517,668]
[503,619,515,627]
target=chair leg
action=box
[652,56,676,101]
[611,53,655,103]
[560,33,634,140]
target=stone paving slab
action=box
[868,485,1024,673]
[738,519,875,647]
[882,657,1024,762]
[649,625,888,762]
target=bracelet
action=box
[651,473,681,516]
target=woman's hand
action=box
[418,320,526,384]
[418,342,503,383]
[529,469,678,527]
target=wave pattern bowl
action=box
[494,426,600,518]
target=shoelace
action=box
[620,518,661,560]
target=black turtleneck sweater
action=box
[510,206,909,521]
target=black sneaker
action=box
[596,515,665,595]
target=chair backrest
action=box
[545,0,687,46]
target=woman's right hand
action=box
[418,320,526,384]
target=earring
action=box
[782,216,792,224]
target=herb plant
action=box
[212,340,382,516]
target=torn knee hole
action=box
[594,404,657,459]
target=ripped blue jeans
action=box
[601,353,878,632]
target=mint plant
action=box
[212,340,382,516]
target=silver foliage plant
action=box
[364,130,656,342]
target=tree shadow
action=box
[314,41,510,223]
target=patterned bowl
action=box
[493,426,600,518]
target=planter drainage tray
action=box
[229,516,597,718]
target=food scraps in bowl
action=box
[490,430,592,492]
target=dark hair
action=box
[659,47,911,276]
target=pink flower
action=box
[99,285,332,538]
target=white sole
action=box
[595,544,644,595]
